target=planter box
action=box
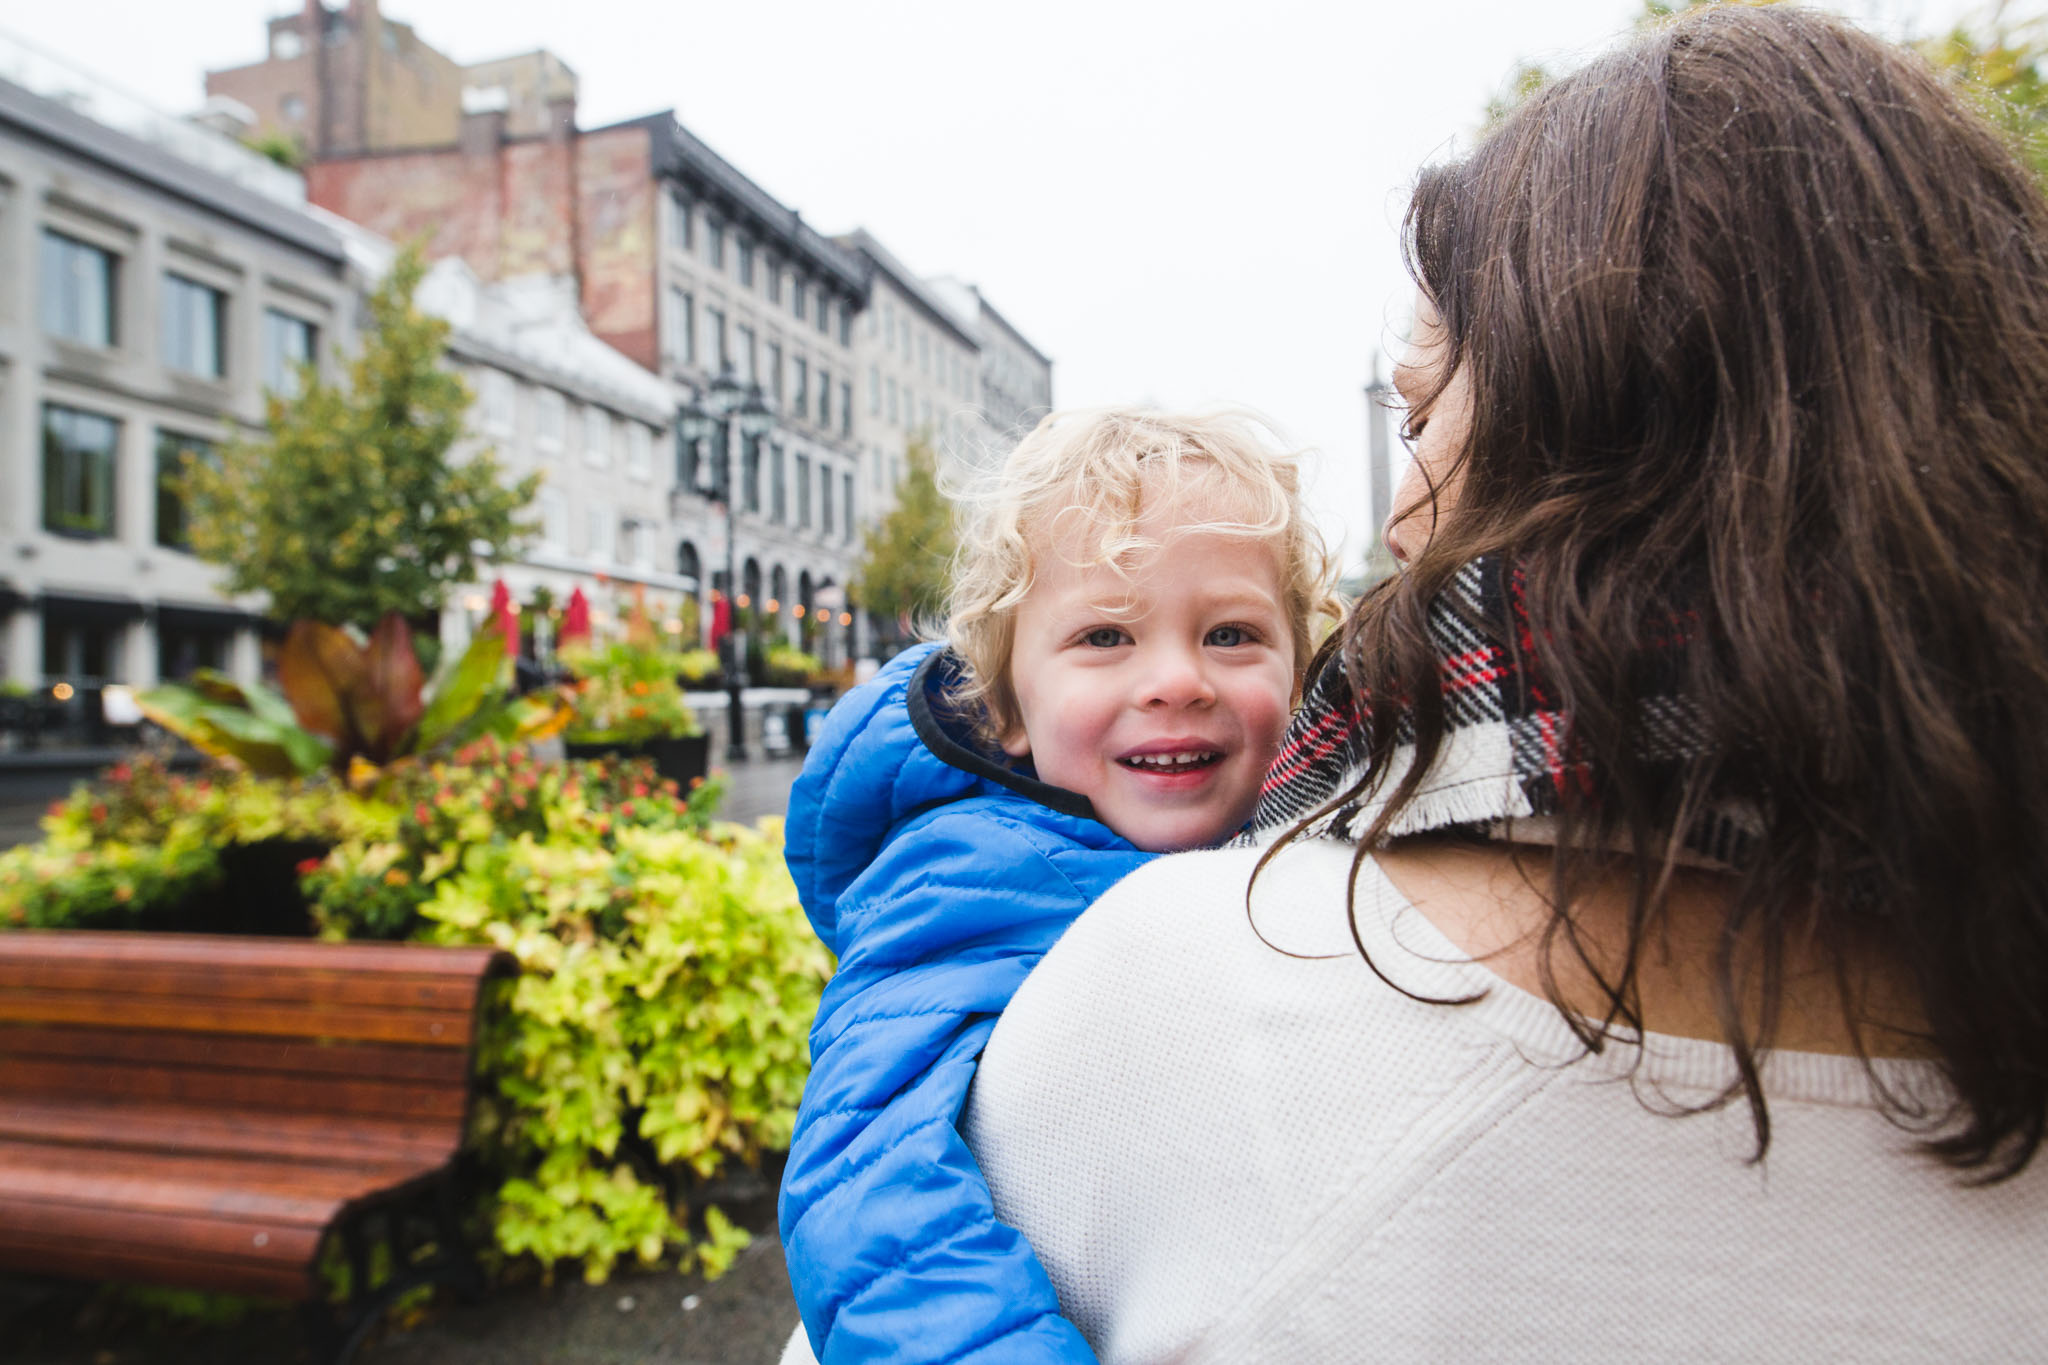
[565,733,711,790]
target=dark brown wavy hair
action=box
[1323,5,2048,1178]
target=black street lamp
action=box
[677,370,775,762]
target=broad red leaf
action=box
[359,612,427,762]
[276,621,367,754]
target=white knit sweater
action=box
[960,841,2048,1363]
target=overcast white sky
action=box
[4,0,1992,571]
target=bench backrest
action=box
[0,931,511,1140]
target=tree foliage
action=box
[1485,0,2048,176]
[851,439,956,631]
[181,248,540,629]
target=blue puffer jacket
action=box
[780,642,1154,1364]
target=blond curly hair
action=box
[944,407,1340,741]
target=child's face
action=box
[999,510,1294,853]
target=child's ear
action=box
[997,722,1031,760]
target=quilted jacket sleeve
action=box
[779,808,1105,1365]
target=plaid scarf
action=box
[1245,556,1757,864]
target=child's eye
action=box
[1081,627,1128,648]
[1206,625,1257,648]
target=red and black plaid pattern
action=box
[1246,557,1753,863]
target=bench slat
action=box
[0,987,478,1046]
[0,1140,425,1221]
[0,1023,473,1085]
[0,1057,469,1124]
[0,1228,315,1299]
[0,959,487,1012]
[0,1098,461,1167]
[0,931,506,978]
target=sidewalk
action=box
[9,1213,802,1364]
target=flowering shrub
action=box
[562,641,704,745]
[0,741,830,1288]
[761,645,824,688]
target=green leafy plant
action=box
[852,438,955,643]
[761,645,824,689]
[561,640,705,745]
[138,615,571,779]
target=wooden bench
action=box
[0,930,512,1362]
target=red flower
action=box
[108,762,132,783]
[414,803,432,825]
[90,803,108,824]
[620,801,636,819]
[295,857,323,877]
[631,783,649,798]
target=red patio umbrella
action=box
[561,586,592,646]
[488,579,518,649]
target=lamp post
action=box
[678,370,775,762]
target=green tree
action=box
[182,248,540,629]
[851,439,956,636]
[1486,1,2048,173]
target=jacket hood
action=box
[785,643,1102,947]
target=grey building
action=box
[838,229,984,516]
[0,47,354,708]
[629,113,872,661]
[928,276,1055,453]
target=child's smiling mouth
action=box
[1118,749,1223,772]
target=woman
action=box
[960,8,2048,1360]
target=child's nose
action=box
[1141,646,1216,709]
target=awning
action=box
[156,602,257,633]
[37,591,146,626]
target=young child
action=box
[778,408,1335,1364]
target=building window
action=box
[922,397,933,429]
[157,617,232,683]
[538,488,568,551]
[796,453,812,528]
[766,256,782,304]
[669,191,693,251]
[707,308,728,374]
[840,381,853,437]
[818,368,832,429]
[42,404,119,538]
[792,277,806,322]
[40,230,117,349]
[162,274,227,379]
[43,617,122,686]
[868,365,881,416]
[817,295,831,337]
[707,218,726,270]
[794,358,809,419]
[838,307,850,347]
[737,325,757,385]
[771,444,787,523]
[821,462,834,538]
[536,389,565,452]
[843,471,855,543]
[737,237,755,288]
[627,422,652,478]
[584,407,611,468]
[883,304,895,352]
[263,309,316,396]
[742,435,762,514]
[678,429,701,494]
[887,377,899,424]
[900,317,911,356]
[665,287,695,366]
[767,341,784,406]
[585,502,614,562]
[478,367,515,435]
[154,430,214,551]
[919,331,930,375]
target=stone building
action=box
[304,93,872,660]
[204,0,472,160]
[838,229,984,517]
[0,52,353,705]
[928,276,1056,453]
